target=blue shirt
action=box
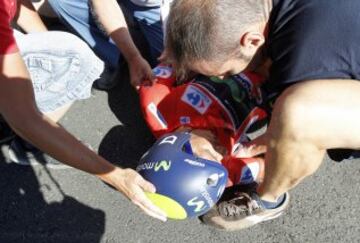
[266,0,360,95]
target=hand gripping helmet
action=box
[137,132,228,219]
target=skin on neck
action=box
[263,0,273,22]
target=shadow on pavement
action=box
[0,148,105,243]
[98,78,155,169]
[98,16,157,169]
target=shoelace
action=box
[219,192,261,218]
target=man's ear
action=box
[240,31,265,56]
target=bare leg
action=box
[44,102,73,123]
[258,79,360,201]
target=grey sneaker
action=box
[201,185,290,231]
[8,137,70,169]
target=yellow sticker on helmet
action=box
[145,192,187,220]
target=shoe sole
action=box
[7,140,93,170]
[202,192,290,231]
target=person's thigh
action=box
[122,0,164,66]
[271,79,360,150]
[48,0,120,69]
[14,31,104,113]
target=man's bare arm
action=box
[91,0,141,63]
[91,0,154,87]
[0,52,166,221]
[0,52,115,173]
[16,0,47,33]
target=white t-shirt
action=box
[160,0,171,35]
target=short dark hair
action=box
[165,0,265,78]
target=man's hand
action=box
[158,50,170,64]
[90,0,155,89]
[99,167,167,222]
[188,129,225,162]
[128,55,155,89]
[234,133,268,158]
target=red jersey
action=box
[139,66,267,185]
[0,0,18,54]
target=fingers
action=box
[191,129,217,143]
[130,62,155,90]
[158,50,170,64]
[206,147,224,162]
[130,71,148,90]
[234,143,267,158]
[133,199,167,222]
[128,171,167,221]
[105,168,167,222]
[130,186,167,222]
[135,174,156,193]
[189,130,224,162]
[234,133,268,158]
[146,66,155,81]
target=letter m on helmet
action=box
[154,160,172,172]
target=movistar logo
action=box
[154,160,172,172]
[187,197,206,212]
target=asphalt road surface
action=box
[0,76,359,243]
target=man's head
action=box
[165,0,268,78]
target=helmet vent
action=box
[207,173,219,187]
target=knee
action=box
[58,32,89,51]
[296,144,325,177]
[59,32,104,73]
[39,31,104,81]
[268,84,326,174]
[269,83,315,141]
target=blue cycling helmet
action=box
[137,132,228,219]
